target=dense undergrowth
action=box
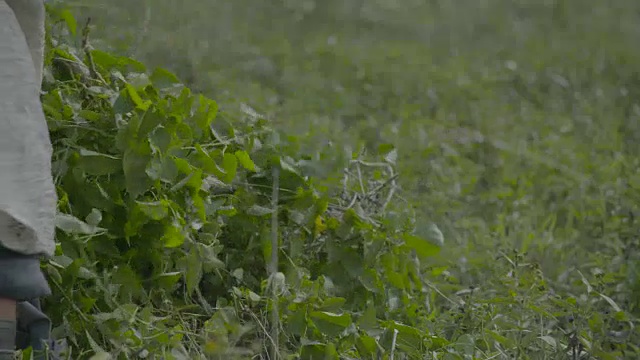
[38,2,640,360]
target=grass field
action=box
[48,0,640,358]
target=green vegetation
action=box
[39,1,640,359]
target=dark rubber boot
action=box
[17,300,51,359]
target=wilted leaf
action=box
[56,213,105,235]
[246,204,273,216]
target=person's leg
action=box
[0,298,16,360]
[0,246,52,358]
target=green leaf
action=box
[111,266,144,300]
[136,200,170,221]
[76,149,122,176]
[319,297,346,312]
[123,149,152,199]
[288,307,308,336]
[59,9,78,36]
[55,213,105,235]
[162,223,185,248]
[357,303,378,332]
[235,150,256,171]
[403,234,441,258]
[310,311,352,337]
[138,109,165,138]
[246,205,273,217]
[279,156,300,176]
[381,321,425,352]
[538,335,557,349]
[90,50,146,73]
[150,67,182,89]
[192,145,223,177]
[222,152,238,183]
[599,293,622,312]
[486,329,514,348]
[125,83,151,111]
[196,95,218,131]
[355,335,379,358]
[299,342,337,360]
[156,272,183,290]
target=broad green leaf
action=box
[453,334,475,355]
[235,150,256,171]
[59,9,78,36]
[378,143,395,155]
[222,152,238,183]
[319,297,346,312]
[78,109,102,121]
[486,330,514,348]
[192,145,222,176]
[138,109,165,138]
[310,311,352,337]
[599,293,622,313]
[357,303,378,332]
[111,265,144,301]
[163,223,185,248]
[287,307,308,336]
[246,205,273,217]
[123,149,152,199]
[379,321,425,353]
[90,49,146,73]
[148,127,173,154]
[299,342,337,360]
[403,234,441,258]
[150,67,182,89]
[324,343,338,359]
[355,335,379,358]
[196,95,218,131]
[136,200,170,221]
[76,149,122,176]
[386,270,407,290]
[125,83,151,111]
[157,271,183,290]
[538,336,557,349]
[56,213,104,235]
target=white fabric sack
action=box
[0,0,56,257]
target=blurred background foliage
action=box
[41,0,640,358]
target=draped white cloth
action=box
[0,0,56,257]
